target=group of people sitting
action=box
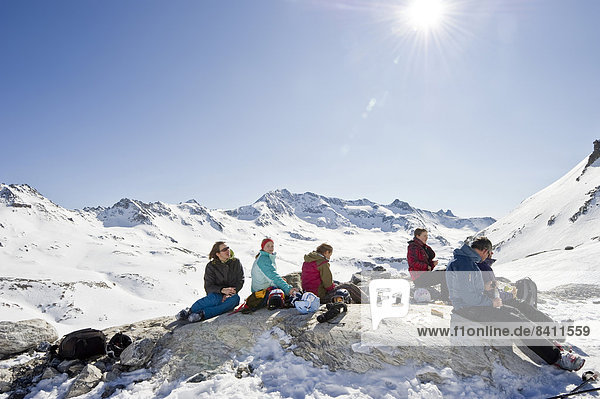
[176,239,361,323]
[407,228,586,372]
[175,230,586,372]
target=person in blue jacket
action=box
[446,237,585,371]
[251,238,299,297]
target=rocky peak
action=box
[389,199,412,210]
[586,139,600,168]
[437,209,455,217]
[577,139,600,181]
[0,185,32,208]
[95,198,154,227]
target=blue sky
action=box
[1,0,598,218]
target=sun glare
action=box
[405,0,447,31]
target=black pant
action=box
[504,298,554,323]
[454,305,560,365]
[413,271,449,301]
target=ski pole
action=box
[546,371,599,399]
[569,370,599,394]
[546,386,600,399]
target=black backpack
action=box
[107,332,132,358]
[515,277,538,308]
[58,328,107,360]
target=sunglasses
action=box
[219,247,230,252]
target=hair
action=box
[471,237,493,252]
[316,243,333,255]
[414,228,427,238]
[209,241,226,261]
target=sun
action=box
[405,0,447,31]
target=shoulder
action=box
[257,252,272,264]
[316,260,330,269]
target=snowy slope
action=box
[480,140,600,289]
[0,184,492,334]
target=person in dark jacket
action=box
[407,228,449,301]
[176,241,244,322]
[301,243,365,303]
[446,237,585,371]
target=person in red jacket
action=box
[407,228,449,302]
[301,243,365,303]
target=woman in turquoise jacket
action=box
[251,238,299,296]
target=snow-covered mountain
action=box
[0,184,492,334]
[480,140,600,289]
[227,189,494,233]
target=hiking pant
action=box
[413,271,449,301]
[504,298,554,323]
[323,283,367,304]
[454,305,560,365]
[190,293,240,319]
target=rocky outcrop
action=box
[0,303,551,398]
[0,319,58,358]
[65,364,102,398]
[150,304,540,383]
[120,338,154,368]
[577,139,600,181]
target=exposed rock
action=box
[351,270,395,286]
[282,272,301,289]
[120,338,154,368]
[0,369,12,393]
[0,319,58,357]
[546,283,600,301]
[65,364,102,398]
[416,371,446,384]
[150,304,541,384]
[40,367,61,380]
[57,359,84,374]
[577,139,600,181]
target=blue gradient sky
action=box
[1,0,598,218]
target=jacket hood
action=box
[479,258,497,267]
[259,250,277,260]
[407,238,424,246]
[304,251,327,263]
[453,244,482,263]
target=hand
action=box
[433,260,439,267]
[427,266,432,271]
[221,287,236,296]
[493,298,502,308]
[289,287,300,297]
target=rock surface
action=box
[0,303,551,396]
[0,319,58,357]
[149,304,541,383]
[120,338,154,368]
[65,364,102,398]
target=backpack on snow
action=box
[57,328,107,360]
[515,277,538,308]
